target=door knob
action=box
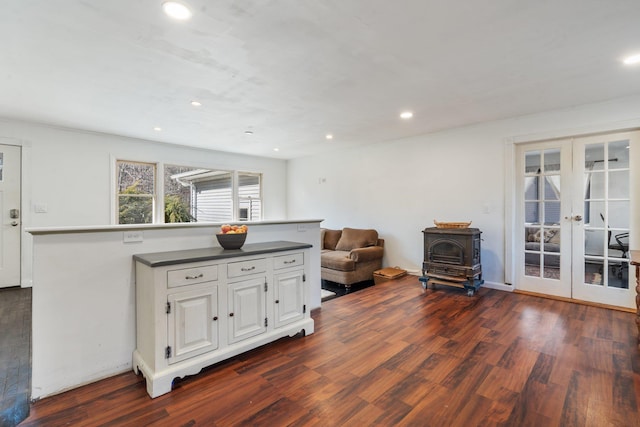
[10,221,18,227]
[573,215,583,221]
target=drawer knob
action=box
[229,312,234,317]
[275,299,279,304]
[213,316,218,321]
[284,259,296,264]
[240,266,256,272]
[185,273,204,280]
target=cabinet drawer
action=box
[167,265,218,288]
[227,258,267,278]
[273,252,304,270]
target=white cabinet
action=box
[133,242,313,398]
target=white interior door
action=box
[571,133,635,307]
[517,139,573,298]
[516,132,636,309]
[0,144,21,288]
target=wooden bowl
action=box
[215,232,247,249]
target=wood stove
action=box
[420,227,483,296]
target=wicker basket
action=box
[434,220,472,229]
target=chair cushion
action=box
[335,228,379,251]
[321,250,355,271]
[323,229,342,250]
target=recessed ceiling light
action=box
[162,2,192,20]
[273,148,280,152]
[325,134,334,140]
[244,130,253,135]
[400,111,414,119]
[153,127,162,132]
[623,53,640,65]
[190,100,202,107]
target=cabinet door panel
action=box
[274,270,304,328]
[168,285,218,364]
[228,277,266,343]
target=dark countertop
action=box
[134,241,313,267]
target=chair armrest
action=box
[349,246,384,262]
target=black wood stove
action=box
[420,227,484,296]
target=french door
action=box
[516,131,636,308]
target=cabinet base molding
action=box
[133,318,314,398]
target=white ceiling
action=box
[2,1,640,159]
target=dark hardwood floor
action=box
[21,276,640,426]
[0,287,31,427]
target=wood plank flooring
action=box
[21,276,640,426]
[0,287,31,427]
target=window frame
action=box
[112,157,263,225]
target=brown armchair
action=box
[320,228,384,288]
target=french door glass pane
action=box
[609,139,630,168]
[584,200,605,228]
[608,170,629,199]
[609,201,630,229]
[585,143,604,171]
[544,201,561,225]
[588,171,605,199]
[585,229,605,256]
[585,260,604,286]
[525,151,541,173]
[524,177,538,199]
[525,202,540,223]
[544,255,560,279]
[543,149,560,172]
[544,177,560,200]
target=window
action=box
[116,160,262,224]
[238,172,262,221]
[166,167,234,222]
[116,161,156,224]
[164,165,199,223]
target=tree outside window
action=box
[117,161,155,224]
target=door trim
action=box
[0,137,30,288]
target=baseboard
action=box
[481,281,513,292]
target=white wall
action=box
[0,119,289,286]
[287,95,640,287]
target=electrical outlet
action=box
[123,231,143,243]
